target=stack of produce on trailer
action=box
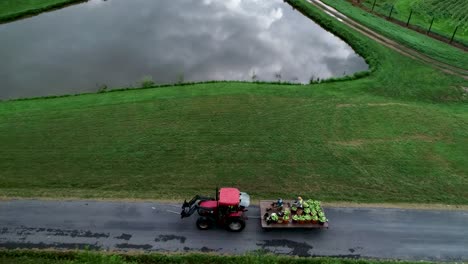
[261,197,329,229]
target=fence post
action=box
[450,26,459,43]
[427,17,434,34]
[388,5,394,19]
[406,10,413,26]
[372,0,377,11]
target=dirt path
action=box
[307,0,468,80]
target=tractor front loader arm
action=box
[180,195,213,218]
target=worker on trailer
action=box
[297,196,304,208]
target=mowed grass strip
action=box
[0,0,467,204]
[0,0,85,23]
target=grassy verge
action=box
[0,0,86,23]
[0,250,438,264]
[320,0,468,69]
[0,0,467,204]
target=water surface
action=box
[0,0,368,100]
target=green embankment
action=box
[0,0,85,23]
[0,0,467,204]
[360,0,468,45]
[320,0,468,70]
[0,250,441,264]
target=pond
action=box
[0,0,368,100]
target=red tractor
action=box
[181,187,250,232]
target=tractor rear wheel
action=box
[226,218,245,232]
[196,217,213,230]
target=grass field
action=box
[0,250,441,264]
[360,0,468,45]
[1,0,467,204]
[0,0,84,23]
[320,0,468,70]
[0,0,467,204]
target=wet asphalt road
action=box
[1,200,468,261]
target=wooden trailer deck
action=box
[260,200,329,229]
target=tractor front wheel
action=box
[226,218,245,232]
[196,217,213,230]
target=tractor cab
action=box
[181,187,250,232]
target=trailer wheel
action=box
[196,217,213,230]
[226,218,245,232]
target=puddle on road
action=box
[257,239,313,256]
[114,233,132,241]
[154,234,186,243]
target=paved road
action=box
[1,200,468,261]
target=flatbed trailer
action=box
[260,200,329,229]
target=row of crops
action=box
[413,0,467,27]
[360,0,467,46]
